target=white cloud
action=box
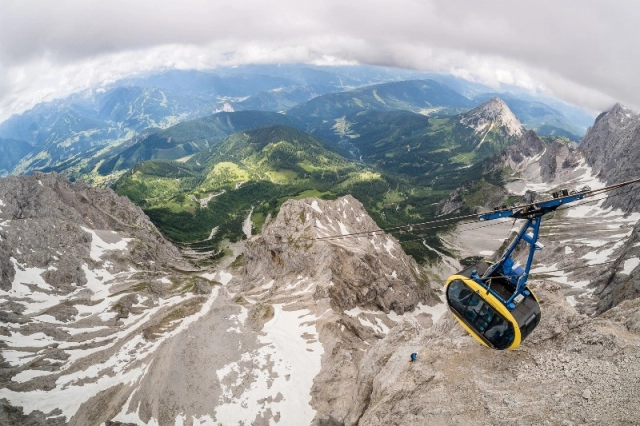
[0,0,638,120]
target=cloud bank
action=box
[1,0,638,120]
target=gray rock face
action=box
[502,129,546,164]
[501,130,582,184]
[579,103,640,212]
[0,172,208,426]
[0,172,185,287]
[437,131,584,215]
[460,97,524,138]
[592,220,640,314]
[244,195,436,315]
[347,282,640,426]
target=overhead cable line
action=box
[393,188,637,246]
[304,177,640,244]
[479,259,618,282]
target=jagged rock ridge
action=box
[244,195,436,315]
[0,173,220,426]
[579,103,640,212]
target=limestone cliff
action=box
[579,103,640,212]
[244,195,435,315]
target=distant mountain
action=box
[122,64,423,99]
[0,65,428,177]
[460,97,524,137]
[0,138,35,177]
[473,92,585,140]
[286,79,475,125]
[0,65,594,180]
[0,86,219,176]
[94,111,306,176]
[307,97,524,187]
[236,85,323,112]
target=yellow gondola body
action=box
[445,260,541,350]
[442,189,594,350]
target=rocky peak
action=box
[243,195,437,314]
[501,131,582,182]
[595,103,638,125]
[0,172,188,291]
[579,104,640,212]
[460,97,524,137]
[502,129,546,165]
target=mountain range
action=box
[108,96,532,265]
[0,64,639,426]
[0,65,594,181]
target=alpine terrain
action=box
[0,66,639,426]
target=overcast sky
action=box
[1,0,638,121]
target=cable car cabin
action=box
[443,190,593,350]
[445,260,541,350]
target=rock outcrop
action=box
[579,103,640,212]
[237,195,441,425]
[346,281,640,425]
[460,97,525,138]
[1,173,638,426]
[0,172,186,286]
[244,195,436,315]
[591,220,640,314]
[0,173,210,425]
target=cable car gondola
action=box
[445,187,590,350]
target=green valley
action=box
[112,98,522,265]
[113,125,418,258]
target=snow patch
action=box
[338,221,349,235]
[531,264,589,287]
[2,350,38,367]
[10,258,53,292]
[3,258,61,315]
[82,264,116,300]
[315,219,328,231]
[11,369,52,383]
[214,305,323,425]
[81,227,131,262]
[226,305,248,334]
[243,207,254,239]
[581,245,620,266]
[4,331,56,348]
[621,258,639,275]
[200,270,232,285]
[218,271,233,285]
[310,200,322,213]
[383,238,397,258]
